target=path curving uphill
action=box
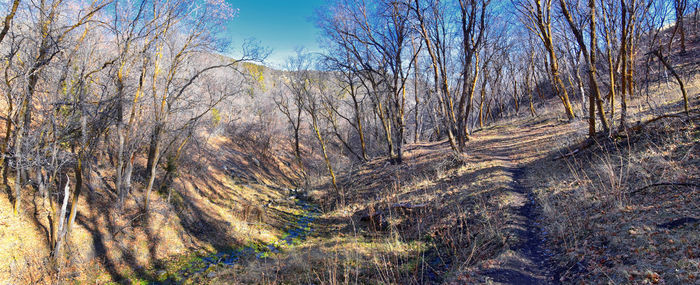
[475,164,558,284]
[460,119,576,284]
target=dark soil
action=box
[478,166,560,284]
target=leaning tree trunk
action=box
[145,123,162,174]
[52,176,71,261]
[547,48,576,120]
[12,123,23,214]
[652,49,690,116]
[144,137,161,211]
[311,115,338,194]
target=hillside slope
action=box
[201,79,698,284]
[0,131,306,284]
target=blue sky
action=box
[224,0,325,68]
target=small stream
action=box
[158,199,319,283]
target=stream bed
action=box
[157,199,319,284]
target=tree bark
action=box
[0,0,20,45]
[652,49,690,116]
[311,115,338,194]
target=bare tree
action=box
[456,0,490,151]
[8,0,110,214]
[671,0,688,53]
[273,80,305,165]
[285,49,339,193]
[322,50,370,161]
[517,0,577,120]
[412,0,460,153]
[559,0,610,137]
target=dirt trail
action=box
[466,120,573,284]
[476,163,557,284]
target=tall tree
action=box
[559,0,611,137]
[412,0,460,153]
[285,50,340,194]
[518,0,577,121]
[456,0,489,151]
[318,0,419,164]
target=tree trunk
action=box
[589,0,610,134]
[604,24,617,134]
[311,115,338,194]
[352,97,368,161]
[144,137,161,211]
[116,124,125,208]
[458,54,480,151]
[512,79,520,115]
[66,152,83,233]
[546,42,576,120]
[552,68,576,120]
[52,176,71,261]
[376,101,394,160]
[412,36,421,144]
[619,0,629,132]
[575,64,587,117]
[485,99,493,122]
[123,153,134,196]
[478,89,486,128]
[145,123,162,174]
[12,125,22,214]
[653,49,690,116]
[0,92,13,184]
[525,64,536,117]
[293,123,301,164]
[0,0,20,45]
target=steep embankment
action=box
[0,132,306,284]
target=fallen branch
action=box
[630,182,700,195]
[554,148,580,160]
[628,114,685,133]
[390,202,427,211]
[555,110,698,161]
[554,138,597,160]
[113,213,145,237]
[657,217,699,229]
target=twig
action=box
[554,138,596,160]
[628,114,684,133]
[113,213,145,236]
[630,182,700,195]
[554,148,580,160]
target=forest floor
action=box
[204,115,582,284]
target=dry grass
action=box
[0,131,304,284]
[525,78,700,284]
[205,65,698,284]
[530,112,699,283]
[206,115,583,284]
